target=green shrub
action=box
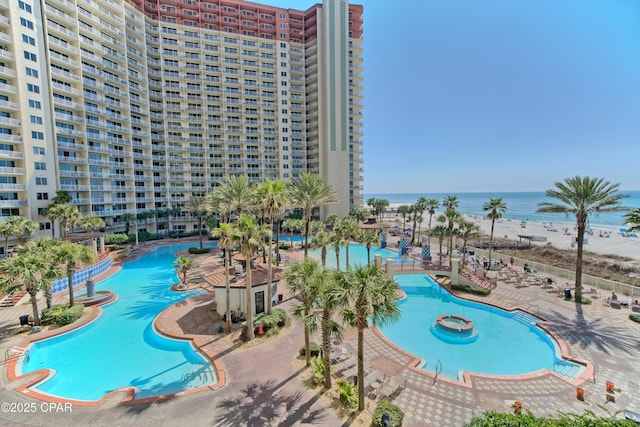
[104,234,130,245]
[452,283,491,296]
[188,247,210,254]
[40,305,67,325]
[299,342,320,357]
[254,308,288,335]
[311,358,325,385]
[54,304,85,326]
[266,326,280,337]
[272,308,287,327]
[372,400,405,427]
[464,410,638,426]
[134,231,164,242]
[576,297,591,305]
[279,243,291,250]
[630,313,640,324]
[336,379,358,408]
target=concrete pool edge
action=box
[371,275,595,388]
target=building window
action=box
[20,17,34,29]
[27,83,39,93]
[19,1,32,12]
[34,162,46,170]
[31,131,44,139]
[23,51,37,61]
[36,192,49,200]
[32,146,44,155]
[28,100,41,109]
[30,115,42,124]
[35,177,47,185]
[22,34,35,45]
[25,67,38,77]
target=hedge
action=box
[465,410,638,426]
[188,247,210,254]
[253,308,287,334]
[452,283,491,296]
[299,342,320,357]
[630,313,640,324]
[41,304,85,326]
[104,234,130,245]
[372,400,404,427]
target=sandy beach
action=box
[383,209,640,261]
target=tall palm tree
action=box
[284,259,319,367]
[537,176,628,302]
[78,215,105,233]
[211,222,237,334]
[625,208,640,232]
[425,198,440,246]
[288,173,337,258]
[212,175,256,219]
[374,198,389,222]
[325,214,339,231]
[0,216,38,257]
[333,264,400,410]
[442,195,460,261]
[235,215,268,341]
[309,231,332,267]
[414,196,428,243]
[396,205,411,234]
[16,238,63,310]
[174,256,193,289]
[366,197,377,215]
[44,204,65,239]
[359,230,380,265]
[51,190,72,205]
[281,218,302,248]
[185,196,210,249]
[456,219,481,269]
[335,216,360,269]
[136,211,154,232]
[257,180,289,286]
[430,224,449,267]
[165,205,182,233]
[52,241,95,307]
[330,230,344,271]
[482,198,507,269]
[440,209,462,265]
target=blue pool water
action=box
[379,274,584,380]
[21,244,218,401]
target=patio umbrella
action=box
[620,228,628,233]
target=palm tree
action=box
[425,199,440,246]
[257,180,289,288]
[290,261,343,389]
[348,208,368,223]
[174,256,193,289]
[482,198,507,269]
[165,205,182,233]
[335,216,360,269]
[537,176,628,302]
[58,204,81,236]
[359,230,380,265]
[396,205,411,234]
[119,212,136,236]
[325,214,339,231]
[16,238,63,310]
[330,230,344,271]
[78,215,105,233]
[52,241,95,307]
[366,197,377,215]
[44,204,65,238]
[288,173,337,258]
[442,195,460,262]
[440,209,462,265]
[374,198,389,222]
[51,190,72,205]
[625,208,640,232]
[284,259,319,367]
[235,215,268,341]
[282,218,300,248]
[1,240,62,325]
[430,224,449,267]
[414,196,428,243]
[211,175,256,219]
[457,219,481,269]
[185,196,210,249]
[309,231,332,267]
[211,222,237,334]
[333,264,400,410]
[0,216,38,257]
[136,211,154,232]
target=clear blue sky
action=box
[265,0,640,193]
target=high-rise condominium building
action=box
[0,0,363,252]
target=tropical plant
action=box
[235,215,268,341]
[325,214,339,231]
[210,175,256,219]
[0,216,38,257]
[396,205,411,235]
[185,196,210,249]
[78,215,105,233]
[52,241,95,307]
[348,207,368,223]
[51,190,72,205]
[136,211,154,232]
[335,216,360,269]
[1,240,62,324]
[281,218,303,247]
[119,212,136,236]
[624,208,640,232]
[256,180,289,272]
[366,197,377,215]
[309,231,332,267]
[482,198,507,268]
[330,231,344,271]
[288,173,337,258]
[537,176,627,302]
[336,379,358,409]
[311,357,325,385]
[333,264,401,410]
[284,258,318,367]
[165,205,182,233]
[442,195,460,264]
[373,198,389,222]
[457,220,481,269]
[174,256,193,289]
[414,196,428,245]
[425,198,440,246]
[429,224,449,267]
[211,222,237,334]
[359,230,380,265]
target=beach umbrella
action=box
[620,228,628,233]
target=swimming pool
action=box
[379,274,584,381]
[306,245,399,271]
[20,244,218,401]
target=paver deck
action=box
[1,242,639,426]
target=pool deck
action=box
[0,242,639,426]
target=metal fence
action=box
[468,246,640,300]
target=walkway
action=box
[0,243,639,426]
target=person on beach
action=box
[611,292,618,301]
[509,256,514,267]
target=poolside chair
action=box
[377,375,407,401]
[363,369,386,391]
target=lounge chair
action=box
[363,369,386,391]
[377,375,407,401]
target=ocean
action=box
[363,191,640,228]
